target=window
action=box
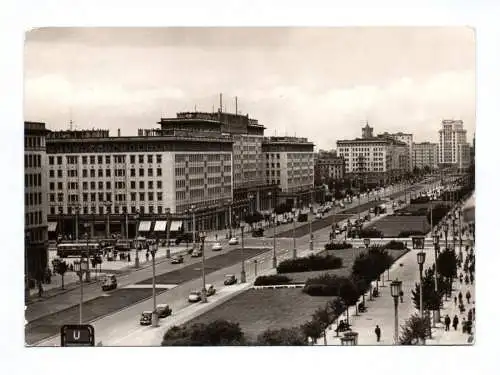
[82,156,88,164]
[90,181,96,190]
[148,192,154,201]
[90,156,95,164]
[83,193,88,202]
[157,192,163,201]
[149,205,154,214]
[106,181,111,189]
[57,156,62,165]
[98,169,103,177]
[58,182,63,190]
[147,155,153,164]
[130,169,136,177]
[139,168,144,177]
[139,192,145,201]
[83,169,88,177]
[106,169,111,177]
[83,182,88,190]
[57,170,62,178]
[90,169,96,178]
[138,155,144,163]
[105,155,111,164]
[157,206,163,214]
[139,181,144,189]
[130,155,135,164]
[156,168,162,176]
[49,193,55,202]
[98,181,104,190]
[98,156,103,164]
[148,181,153,189]
[49,169,54,178]
[130,192,136,201]
[106,193,112,201]
[98,193,104,201]
[91,193,96,202]
[50,207,55,215]
[156,154,162,163]
[49,156,54,165]
[130,181,136,189]
[49,182,54,190]
[157,181,162,189]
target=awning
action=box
[48,222,58,232]
[154,221,167,232]
[138,221,152,232]
[170,220,183,231]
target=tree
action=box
[338,278,359,326]
[301,319,323,344]
[54,260,68,290]
[312,307,334,345]
[327,298,346,336]
[411,267,444,312]
[399,314,432,345]
[256,327,308,346]
[437,248,458,297]
[162,320,245,346]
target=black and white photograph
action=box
[23,26,476,347]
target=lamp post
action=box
[134,213,140,268]
[308,202,313,251]
[105,201,112,239]
[457,210,463,258]
[165,208,171,258]
[199,231,207,302]
[433,233,441,325]
[443,223,449,250]
[390,280,402,344]
[191,205,196,252]
[83,232,90,282]
[74,259,88,325]
[271,213,277,268]
[292,206,297,259]
[150,240,159,327]
[417,251,426,318]
[228,200,233,238]
[452,218,456,251]
[239,222,247,283]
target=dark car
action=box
[140,311,152,326]
[298,213,308,222]
[171,255,184,264]
[224,274,237,286]
[252,228,264,237]
[191,249,202,257]
[156,304,172,318]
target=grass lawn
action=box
[365,215,430,237]
[187,288,332,341]
[281,248,409,284]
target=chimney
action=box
[117,128,121,137]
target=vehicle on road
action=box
[101,274,117,291]
[224,274,237,285]
[171,254,184,264]
[252,228,264,237]
[339,202,345,208]
[297,213,308,222]
[315,213,323,219]
[206,284,216,296]
[228,237,239,245]
[156,304,172,318]
[212,242,223,251]
[188,291,202,303]
[140,311,153,325]
[191,248,202,257]
[56,242,101,258]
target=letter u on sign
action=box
[60,324,95,347]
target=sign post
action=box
[60,324,95,347]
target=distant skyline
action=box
[24,27,475,149]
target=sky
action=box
[24,27,476,150]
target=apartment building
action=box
[438,119,468,169]
[413,142,439,170]
[45,128,233,238]
[379,131,414,171]
[314,150,345,182]
[24,121,49,285]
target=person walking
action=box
[127,253,131,262]
[444,315,451,331]
[458,291,463,302]
[454,295,457,306]
[452,315,459,331]
[459,274,463,284]
[145,251,150,262]
[399,290,404,303]
[374,325,381,342]
[466,290,471,304]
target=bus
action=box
[56,242,101,258]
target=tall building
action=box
[262,136,315,205]
[337,125,410,185]
[314,150,345,182]
[24,121,49,288]
[379,132,414,171]
[413,142,439,170]
[46,127,234,238]
[438,119,468,169]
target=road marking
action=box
[122,284,178,289]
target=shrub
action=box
[162,320,245,346]
[383,240,406,250]
[359,228,384,238]
[254,275,291,286]
[324,242,353,250]
[277,254,342,274]
[399,314,432,345]
[410,197,430,204]
[303,274,350,296]
[256,327,308,346]
[398,230,425,237]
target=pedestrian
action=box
[37,280,43,297]
[470,274,474,284]
[467,309,473,323]
[374,325,381,342]
[466,290,471,304]
[454,296,457,306]
[127,253,131,262]
[215,234,218,241]
[464,275,469,285]
[461,317,467,333]
[399,290,404,303]
[458,292,463,302]
[444,315,451,331]
[145,251,149,261]
[459,274,463,284]
[452,315,459,330]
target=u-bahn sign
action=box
[411,236,426,250]
[60,324,95,347]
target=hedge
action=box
[358,228,384,238]
[324,242,353,250]
[277,254,343,274]
[398,230,425,238]
[254,275,291,286]
[303,275,353,297]
[410,197,430,204]
[383,240,406,250]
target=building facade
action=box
[262,136,315,205]
[25,121,49,286]
[314,150,345,182]
[46,128,234,238]
[379,131,414,171]
[413,142,439,170]
[337,125,410,185]
[438,119,468,168]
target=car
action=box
[335,229,341,235]
[205,284,216,296]
[339,203,345,209]
[171,255,184,264]
[188,290,202,303]
[252,228,264,237]
[212,242,223,251]
[315,213,323,219]
[156,304,172,318]
[228,237,239,245]
[140,311,153,325]
[191,249,202,257]
[101,274,117,291]
[224,274,237,285]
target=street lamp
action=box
[83,232,90,282]
[150,240,159,327]
[74,259,88,325]
[443,223,449,250]
[452,218,456,250]
[104,201,112,239]
[134,212,140,268]
[390,280,402,344]
[433,233,441,325]
[165,208,171,258]
[271,213,277,268]
[239,222,247,283]
[292,206,297,259]
[417,251,426,318]
[308,202,313,251]
[363,238,371,249]
[228,200,233,238]
[199,231,207,302]
[191,204,196,252]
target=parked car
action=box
[212,242,223,251]
[140,311,153,325]
[297,213,308,222]
[205,284,216,296]
[228,237,239,245]
[224,274,237,285]
[191,249,202,257]
[156,304,172,318]
[339,203,345,209]
[101,274,117,291]
[315,213,323,220]
[252,228,264,237]
[188,291,202,303]
[171,255,184,264]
